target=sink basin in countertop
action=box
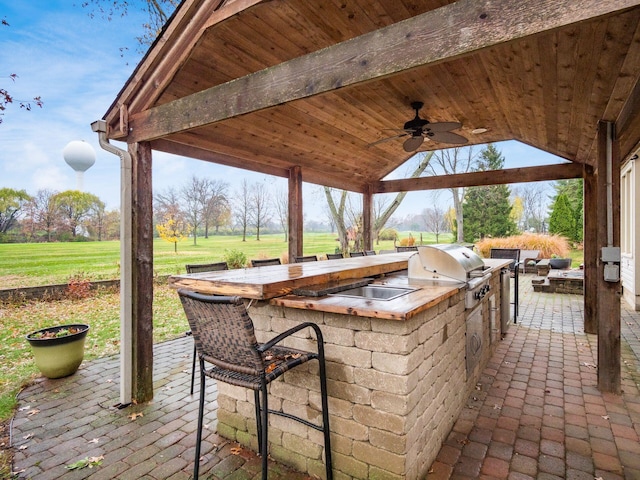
[328,285,416,301]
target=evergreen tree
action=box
[548,193,576,240]
[550,179,583,242]
[462,145,517,242]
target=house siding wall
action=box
[621,159,640,310]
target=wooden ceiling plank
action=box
[478,44,527,139]
[537,32,559,150]
[603,10,640,129]
[554,26,580,158]
[153,136,365,191]
[181,114,382,183]
[568,22,609,160]
[123,0,640,143]
[375,162,583,193]
[517,38,549,148]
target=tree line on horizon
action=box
[0,146,583,247]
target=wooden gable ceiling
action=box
[104,0,640,193]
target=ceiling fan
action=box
[368,101,468,152]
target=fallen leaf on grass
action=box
[128,412,144,421]
[65,456,104,470]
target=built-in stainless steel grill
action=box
[408,244,491,309]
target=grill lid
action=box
[408,244,484,283]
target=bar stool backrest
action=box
[186,262,229,273]
[178,292,264,377]
[251,258,281,267]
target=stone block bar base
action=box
[214,277,501,479]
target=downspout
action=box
[91,120,133,407]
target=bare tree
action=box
[181,176,210,245]
[250,181,271,241]
[324,152,433,251]
[428,147,477,243]
[203,179,230,237]
[324,188,350,252]
[515,182,551,233]
[88,200,107,241]
[235,179,251,242]
[373,151,433,240]
[82,0,180,50]
[29,189,59,241]
[154,187,181,221]
[422,202,449,243]
[273,188,288,241]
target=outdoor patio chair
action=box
[490,248,520,322]
[250,258,282,267]
[185,261,229,394]
[185,262,229,274]
[396,246,418,252]
[350,251,365,257]
[365,250,376,255]
[293,254,318,263]
[326,253,343,259]
[177,290,333,480]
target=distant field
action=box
[0,232,452,288]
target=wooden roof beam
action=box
[374,163,583,193]
[150,139,367,192]
[122,0,640,143]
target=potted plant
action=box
[549,255,572,270]
[26,324,90,379]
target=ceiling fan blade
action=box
[429,131,468,144]
[366,133,408,148]
[426,121,463,132]
[403,135,424,152]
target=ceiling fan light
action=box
[471,127,488,134]
[403,135,424,152]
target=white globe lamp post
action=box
[63,140,96,191]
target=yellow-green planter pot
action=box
[26,324,89,379]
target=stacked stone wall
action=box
[216,279,500,479]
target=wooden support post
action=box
[362,185,373,251]
[130,142,154,403]
[288,166,303,261]
[596,121,621,394]
[583,164,597,334]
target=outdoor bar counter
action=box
[170,254,510,479]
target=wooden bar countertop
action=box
[168,252,414,299]
[169,255,510,321]
[273,258,510,321]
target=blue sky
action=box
[0,1,565,222]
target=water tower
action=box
[63,140,96,191]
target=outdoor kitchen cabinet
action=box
[169,253,511,480]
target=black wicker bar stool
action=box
[184,262,229,395]
[177,290,333,480]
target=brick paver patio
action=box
[10,276,640,479]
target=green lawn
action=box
[0,232,448,288]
